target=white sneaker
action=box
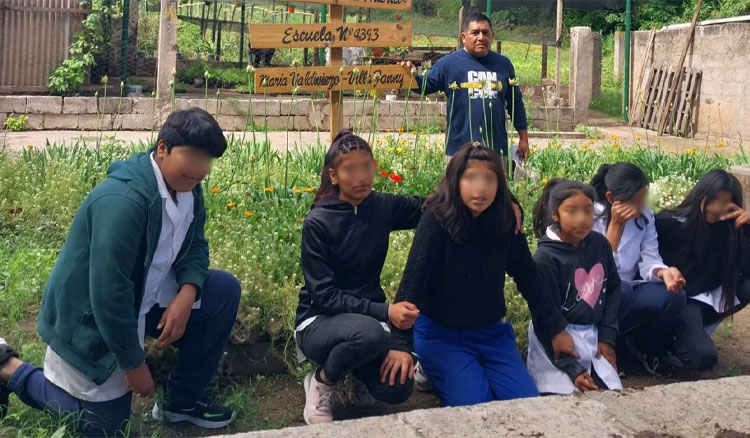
[303,371,336,425]
[414,362,433,393]
[348,374,376,408]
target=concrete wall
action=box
[630,20,750,139]
[0,95,575,132]
[569,27,603,123]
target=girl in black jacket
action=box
[295,131,423,424]
[390,143,575,407]
[528,179,622,394]
[656,169,750,371]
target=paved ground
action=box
[0,130,591,154]
[220,375,750,438]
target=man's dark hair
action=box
[157,107,227,158]
[462,11,492,32]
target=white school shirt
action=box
[592,203,667,284]
[44,152,197,402]
[525,227,623,394]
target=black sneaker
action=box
[0,338,19,419]
[152,400,235,429]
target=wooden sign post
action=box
[250,0,413,142]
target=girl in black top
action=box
[528,179,622,394]
[295,131,422,424]
[390,142,575,407]
[656,169,750,371]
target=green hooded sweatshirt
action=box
[37,151,209,385]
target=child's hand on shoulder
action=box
[597,341,617,370]
[574,371,599,392]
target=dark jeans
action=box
[8,364,132,437]
[618,281,686,356]
[7,269,241,437]
[296,313,413,405]
[673,280,750,371]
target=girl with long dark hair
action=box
[389,142,576,406]
[295,132,524,423]
[589,163,686,374]
[656,169,750,371]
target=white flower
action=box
[246,65,254,73]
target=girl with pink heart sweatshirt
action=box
[528,179,623,394]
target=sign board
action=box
[297,0,412,11]
[249,22,411,48]
[254,65,412,93]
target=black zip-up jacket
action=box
[295,192,424,327]
[390,210,569,353]
[532,230,622,381]
[655,214,750,297]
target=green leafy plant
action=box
[3,113,28,132]
[47,0,111,95]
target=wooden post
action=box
[541,45,548,79]
[239,2,246,67]
[212,0,218,43]
[313,10,320,65]
[495,40,501,54]
[329,5,343,141]
[458,6,465,49]
[201,2,207,38]
[156,0,178,102]
[555,0,563,99]
[657,0,703,135]
[303,13,309,65]
[217,16,222,61]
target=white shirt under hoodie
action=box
[43,152,196,402]
[592,203,667,284]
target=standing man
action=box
[402,12,529,164]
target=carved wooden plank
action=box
[254,65,413,92]
[249,22,411,48]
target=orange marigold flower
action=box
[210,188,219,194]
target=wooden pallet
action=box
[639,65,701,137]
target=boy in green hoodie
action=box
[0,108,241,436]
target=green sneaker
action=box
[152,399,235,429]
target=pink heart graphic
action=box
[574,263,605,309]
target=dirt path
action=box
[128,310,750,437]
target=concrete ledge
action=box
[0,96,27,113]
[228,376,750,438]
[26,96,62,114]
[5,96,571,132]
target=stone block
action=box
[26,96,62,114]
[0,96,27,113]
[63,97,98,114]
[44,114,80,129]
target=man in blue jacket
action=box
[402,12,529,163]
[0,108,241,436]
